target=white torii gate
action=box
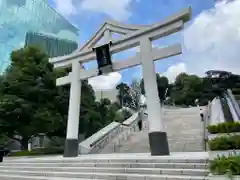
[49,7,191,157]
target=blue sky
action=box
[47,0,240,90]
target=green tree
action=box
[0,46,63,149]
[116,83,133,107]
[0,46,101,149]
[169,73,204,106]
[0,46,130,150]
[129,79,142,110]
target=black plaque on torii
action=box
[93,42,113,75]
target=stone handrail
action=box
[78,111,141,154]
[99,112,142,153]
[120,112,140,140]
[78,121,122,154]
[122,112,139,126]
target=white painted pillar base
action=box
[140,38,169,156]
[64,61,82,157]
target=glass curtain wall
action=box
[0,0,79,72]
[25,32,78,58]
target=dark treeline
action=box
[117,70,240,107]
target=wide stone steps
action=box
[0,166,208,176]
[0,175,88,180]
[0,171,207,180]
[0,154,209,180]
[0,162,207,169]
[105,107,204,154]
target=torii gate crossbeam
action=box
[49,7,191,157]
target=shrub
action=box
[207,122,240,134]
[210,155,240,175]
[208,135,240,151]
[232,88,240,95]
[9,147,64,157]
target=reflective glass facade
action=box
[25,32,78,58]
[0,0,79,72]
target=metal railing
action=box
[226,89,240,121]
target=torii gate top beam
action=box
[49,7,191,69]
[77,19,150,52]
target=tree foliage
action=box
[116,82,133,107]
[169,73,204,105]
[0,46,62,149]
[129,79,142,110]
[0,46,121,149]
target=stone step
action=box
[0,162,207,169]
[0,170,208,180]
[3,158,208,164]
[0,174,90,180]
[0,166,208,176]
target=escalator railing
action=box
[220,96,234,122]
[226,89,240,122]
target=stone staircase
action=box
[0,152,209,180]
[101,107,204,153]
[0,107,209,179]
[164,107,204,152]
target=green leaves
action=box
[0,46,129,148]
[210,155,240,175]
[170,73,205,106]
[116,82,133,107]
[0,46,64,148]
[208,135,240,151]
[208,122,240,134]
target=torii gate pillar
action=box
[140,38,169,155]
[64,61,82,157]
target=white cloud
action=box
[88,72,122,90]
[183,0,240,76]
[52,0,77,16]
[51,0,137,22]
[163,63,187,83]
[80,0,136,21]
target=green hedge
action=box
[208,122,240,134]
[208,135,240,151]
[10,147,64,157]
[210,155,240,175]
[232,88,240,95]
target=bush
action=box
[208,135,240,151]
[210,155,240,175]
[208,122,240,134]
[232,88,240,95]
[9,147,64,157]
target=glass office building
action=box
[25,32,78,58]
[0,0,79,72]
